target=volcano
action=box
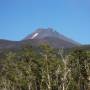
[0,28,81,49]
[23,28,80,48]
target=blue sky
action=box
[0,0,90,44]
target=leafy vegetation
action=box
[0,44,90,90]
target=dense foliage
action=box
[0,45,90,90]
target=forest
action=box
[0,44,90,90]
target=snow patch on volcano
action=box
[31,33,39,39]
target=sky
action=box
[0,0,90,44]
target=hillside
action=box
[0,29,90,90]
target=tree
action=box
[68,49,88,90]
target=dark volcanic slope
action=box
[0,39,29,49]
[0,39,19,49]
